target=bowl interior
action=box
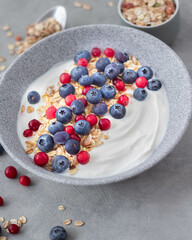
[0,24,191,185]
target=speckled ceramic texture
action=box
[118,0,180,45]
[0,25,191,185]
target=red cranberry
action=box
[86,114,98,127]
[0,196,3,206]
[28,119,41,131]
[117,95,129,106]
[19,176,31,186]
[23,129,33,137]
[46,106,57,119]
[5,166,17,178]
[82,86,93,95]
[77,58,88,67]
[122,2,134,9]
[77,151,90,165]
[59,73,71,84]
[135,77,147,88]
[116,80,125,91]
[8,224,20,234]
[78,98,88,107]
[65,94,76,106]
[65,125,74,135]
[34,152,49,166]
[91,47,101,57]
[75,115,85,122]
[104,48,115,58]
[113,78,121,85]
[99,118,111,131]
[70,134,81,142]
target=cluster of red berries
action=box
[23,119,41,137]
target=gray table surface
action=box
[0,0,192,239]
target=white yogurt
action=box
[17,60,169,178]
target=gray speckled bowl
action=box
[0,25,191,185]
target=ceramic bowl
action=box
[0,24,191,185]
[118,0,180,45]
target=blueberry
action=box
[37,134,54,152]
[137,66,153,80]
[65,139,80,155]
[70,66,88,82]
[49,226,67,240]
[133,88,147,101]
[122,69,138,84]
[27,91,40,104]
[109,104,126,119]
[52,155,70,173]
[70,100,85,115]
[92,72,107,87]
[78,75,93,86]
[56,107,72,124]
[86,88,102,104]
[74,50,91,64]
[59,84,75,98]
[96,57,110,72]
[104,63,120,80]
[74,120,91,135]
[115,51,129,63]
[0,143,4,155]
[48,122,64,135]
[147,79,162,91]
[101,84,116,99]
[93,102,108,116]
[112,62,124,74]
[53,131,70,145]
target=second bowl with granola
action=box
[118,0,180,45]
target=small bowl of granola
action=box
[118,0,180,45]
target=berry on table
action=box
[27,91,40,104]
[91,47,101,57]
[147,79,162,91]
[52,155,70,173]
[92,72,107,87]
[34,152,49,166]
[59,73,71,84]
[74,50,91,64]
[101,84,116,99]
[122,69,138,84]
[48,121,64,135]
[115,80,125,91]
[37,134,54,152]
[49,226,66,240]
[137,66,153,80]
[115,51,129,63]
[74,120,91,135]
[28,119,41,131]
[99,118,111,131]
[75,115,86,122]
[70,66,88,82]
[133,88,147,101]
[0,143,4,155]
[79,75,93,86]
[59,83,75,98]
[104,63,120,80]
[77,151,90,165]
[65,94,76,106]
[8,224,20,234]
[19,176,31,186]
[70,134,81,142]
[23,129,33,137]
[82,86,93,95]
[86,88,102,104]
[135,77,148,88]
[78,98,88,107]
[0,196,3,206]
[46,106,57,119]
[117,95,129,106]
[56,107,72,124]
[109,103,126,119]
[104,48,115,58]
[5,166,17,178]
[77,58,88,67]
[53,131,70,145]
[65,139,80,155]
[64,125,74,135]
[96,57,110,72]
[86,114,98,127]
[93,102,108,116]
[70,100,85,115]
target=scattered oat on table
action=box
[0,217,5,222]
[0,65,6,71]
[0,57,5,62]
[0,237,7,240]
[7,31,13,37]
[2,25,10,31]
[9,50,15,55]
[3,220,9,229]
[58,206,66,211]
[108,1,114,7]
[74,221,85,227]
[74,1,83,7]
[8,44,14,50]
[83,3,92,10]
[63,219,72,225]
[20,216,27,224]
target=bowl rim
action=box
[118,0,179,29]
[0,24,191,185]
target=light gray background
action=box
[0,0,192,239]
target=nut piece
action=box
[27,106,35,113]
[0,65,6,71]
[74,221,85,227]
[58,206,66,211]
[0,57,5,62]
[63,219,72,225]
[20,216,27,224]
